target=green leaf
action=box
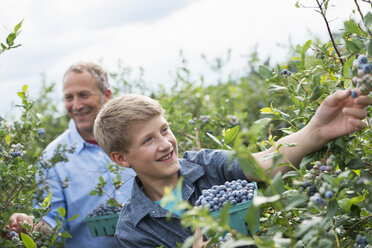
[344,20,362,35]
[347,158,364,169]
[22,84,28,93]
[206,132,223,146]
[6,33,16,46]
[366,39,372,57]
[301,40,312,54]
[345,39,364,53]
[268,84,288,93]
[89,190,98,196]
[21,233,37,248]
[99,176,104,184]
[245,204,259,235]
[5,135,11,145]
[58,207,66,218]
[326,199,338,218]
[62,232,72,238]
[281,171,300,180]
[364,12,372,27]
[68,214,79,221]
[14,19,24,33]
[345,194,366,212]
[310,86,322,100]
[343,55,355,78]
[224,125,239,145]
[259,65,273,79]
[285,193,308,210]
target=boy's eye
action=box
[161,127,168,133]
[143,137,152,144]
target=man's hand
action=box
[5,213,51,237]
[192,227,210,248]
[5,213,33,235]
[308,89,371,146]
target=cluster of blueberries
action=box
[281,69,292,78]
[352,54,372,95]
[86,203,122,218]
[302,158,337,208]
[355,235,369,248]
[9,143,25,158]
[195,179,256,211]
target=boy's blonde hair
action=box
[94,94,165,156]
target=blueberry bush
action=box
[1,1,372,247]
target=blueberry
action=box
[324,191,334,199]
[302,181,309,188]
[281,69,288,75]
[37,128,45,136]
[351,90,358,98]
[309,185,317,192]
[358,55,368,64]
[9,231,17,238]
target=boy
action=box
[94,90,371,247]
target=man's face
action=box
[63,71,110,140]
[123,115,179,185]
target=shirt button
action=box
[152,211,156,214]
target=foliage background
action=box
[1,1,371,247]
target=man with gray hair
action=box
[6,62,135,247]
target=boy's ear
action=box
[111,151,130,168]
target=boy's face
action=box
[122,114,179,183]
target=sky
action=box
[0,0,370,118]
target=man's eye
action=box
[80,93,90,98]
[64,96,73,101]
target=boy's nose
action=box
[158,137,172,151]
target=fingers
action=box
[342,107,368,119]
[326,89,350,106]
[349,118,368,131]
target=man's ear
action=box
[111,151,130,168]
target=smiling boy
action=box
[94,90,371,248]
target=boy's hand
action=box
[308,89,371,146]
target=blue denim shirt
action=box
[115,149,246,248]
[35,120,135,248]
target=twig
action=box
[340,215,372,239]
[354,0,372,37]
[194,128,201,151]
[315,0,344,66]
[289,75,310,96]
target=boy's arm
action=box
[246,89,371,181]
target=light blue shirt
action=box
[35,120,135,248]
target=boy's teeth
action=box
[159,152,171,161]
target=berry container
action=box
[84,214,120,237]
[209,182,259,235]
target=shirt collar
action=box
[68,119,95,153]
[129,158,205,226]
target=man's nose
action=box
[71,97,84,110]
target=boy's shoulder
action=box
[181,149,230,164]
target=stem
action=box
[194,128,201,151]
[290,75,310,96]
[354,0,372,37]
[340,215,372,239]
[315,0,344,66]
[331,219,341,248]
[0,174,34,215]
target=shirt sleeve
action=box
[34,154,67,229]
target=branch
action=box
[340,215,372,239]
[354,0,372,37]
[315,0,344,66]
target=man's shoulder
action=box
[43,129,75,155]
